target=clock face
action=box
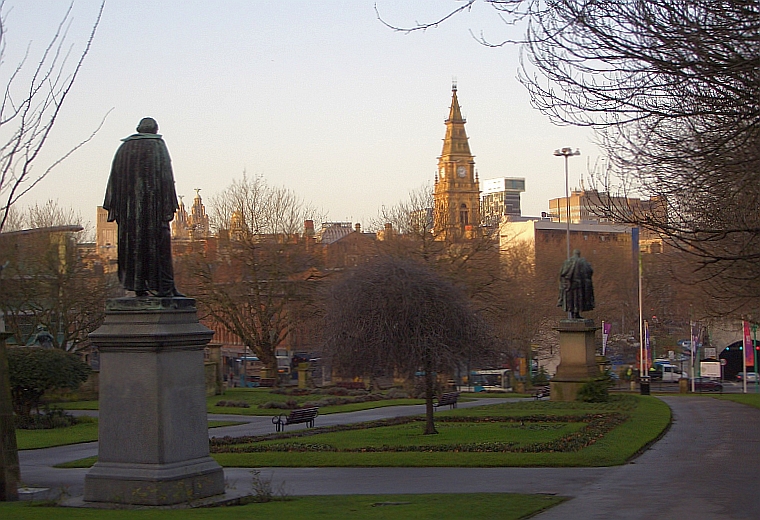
[457,166,466,177]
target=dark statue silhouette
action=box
[103,118,183,297]
[558,249,594,319]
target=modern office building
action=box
[481,177,526,225]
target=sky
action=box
[6,1,597,231]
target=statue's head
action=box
[573,249,581,257]
[136,117,158,134]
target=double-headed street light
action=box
[554,147,581,259]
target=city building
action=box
[173,189,210,240]
[481,177,526,226]
[95,206,118,273]
[548,189,651,225]
[547,190,664,253]
[500,219,634,268]
[433,83,480,235]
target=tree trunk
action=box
[423,367,438,435]
[0,335,20,501]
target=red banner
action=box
[743,320,755,367]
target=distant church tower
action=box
[434,82,480,236]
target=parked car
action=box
[691,377,723,392]
[736,371,760,383]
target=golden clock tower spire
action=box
[434,82,480,236]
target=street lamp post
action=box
[554,147,581,259]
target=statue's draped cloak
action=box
[558,254,595,315]
[103,133,178,293]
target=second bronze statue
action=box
[558,249,594,319]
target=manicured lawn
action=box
[17,419,243,451]
[250,420,585,449]
[209,395,670,468]
[58,388,427,416]
[54,395,670,469]
[0,493,565,520]
[16,418,98,450]
[713,393,760,410]
[207,388,425,416]
[56,400,98,410]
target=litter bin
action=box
[640,377,650,395]
[679,377,688,393]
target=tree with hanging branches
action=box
[323,256,493,435]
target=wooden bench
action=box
[272,407,319,432]
[433,391,460,410]
[336,381,366,390]
[534,385,550,400]
[372,377,395,391]
[258,378,276,388]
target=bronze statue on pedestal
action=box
[103,118,182,297]
[558,249,594,319]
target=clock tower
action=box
[434,82,480,236]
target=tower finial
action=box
[452,77,457,91]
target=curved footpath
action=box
[18,397,760,519]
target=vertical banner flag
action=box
[632,227,640,260]
[644,320,650,373]
[743,320,755,367]
[602,321,611,356]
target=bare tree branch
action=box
[0,1,105,232]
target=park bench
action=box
[372,377,395,391]
[433,391,460,410]
[534,385,550,400]
[272,407,319,432]
[258,378,276,388]
[336,381,366,390]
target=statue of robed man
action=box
[558,249,595,319]
[103,117,182,297]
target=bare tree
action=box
[0,202,114,353]
[0,1,105,232]
[323,256,492,434]
[0,2,104,500]
[181,175,324,378]
[375,185,541,370]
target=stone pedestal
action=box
[84,298,225,506]
[0,330,20,501]
[551,319,599,402]
[297,363,310,389]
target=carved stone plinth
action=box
[551,319,599,402]
[84,298,224,506]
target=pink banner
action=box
[743,320,755,367]
[644,320,650,372]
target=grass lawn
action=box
[16,418,99,450]
[208,388,425,416]
[0,493,565,519]
[57,388,427,415]
[54,395,669,469]
[713,393,760,410]
[209,395,670,468]
[17,419,243,451]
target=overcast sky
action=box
[7,1,596,230]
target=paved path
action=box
[18,397,760,519]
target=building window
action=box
[459,203,469,226]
